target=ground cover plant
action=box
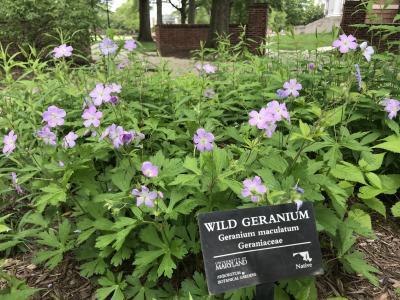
[0,29,400,299]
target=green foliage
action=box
[1,25,400,299]
[0,268,41,300]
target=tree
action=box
[157,0,163,24]
[188,0,196,24]
[168,0,188,24]
[206,0,231,47]
[138,0,153,41]
[112,0,139,32]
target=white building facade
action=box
[315,0,345,17]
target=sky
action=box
[110,0,175,13]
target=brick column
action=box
[246,3,268,54]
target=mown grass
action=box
[267,33,337,51]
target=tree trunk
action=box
[138,0,153,42]
[206,0,231,47]
[180,0,188,24]
[157,0,162,25]
[188,0,196,24]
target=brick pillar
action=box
[341,0,366,35]
[246,3,268,54]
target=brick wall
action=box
[155,3,268,57]
[341,0,400,51]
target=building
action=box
[315,0,345,17]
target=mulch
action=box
[0,253,95,300]
[1,215,399,299]
[317,214,400,300]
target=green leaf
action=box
[342,251,379,286]
[365,172,382,189]
[183,157,201,175]
[139,226,164,248]
[259,153,288,174]
[95,234,116,249]
[337,223,356,256]
[373,135,400,153]
[363,198,386,217]
[358,152,385,172]
[315,205,339,236]
[330,162,366,184]
[169,174,198,186]
[391,202,400,217]
[157,253,175,278]
[347,209,374,238]
[323,105,345,127]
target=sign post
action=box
[197,202,323,295]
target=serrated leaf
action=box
[342,251,379,286]
[158,253,175,278]
[183,157,201,175]
[363,198,386,217]
[315,205,339,236]
[95,234,116,249]
[139,226,164,248]
[330,162,366,184]
[365,172,382,189]
[169,174,198,186]
[373,135,400,153]
[391,202,400,217]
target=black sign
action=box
[198,202,323,294]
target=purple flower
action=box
[332,34,357,53]
[117,58,130,70]
[195,63,217,74]
[267,101,290,122]
[355,64,362,91]
[283,79,302,97]
[11,172,23,195]
[121,131,134,144]
[89,84,112,106]
[193,128,214,152]
[204,88,215,98]
[158,191,164,199]
[142,161,159,178]
[132,186,158,208]
[382,98,400,119]
[53,44,73,58]
[99,38,118,55]
[294,200,303,211]
[241,176,267,203]
[276,89,288,99]
[293,184,304,194]
[249,108,274,129]
[308,63,315,71]
[62,132,78,148]
[42,105,66,128]
[110,96,119,105]
[359,42,374,62]
[248,101,289,138]
[124,39,137,51]
[3,131,17,155]
[59,161,65,167]
[82,105,102,128]
[108,83,122,94]
[37,127,56,145]
[100,124,124,148]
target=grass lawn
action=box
[93,35,157,52]
[267,33,337,51]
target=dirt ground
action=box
[1,215,399,299]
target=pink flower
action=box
[82,105,102,128]
[99,38,118,55]
[3,131,17,155]
[89,84,112,106]
[11,172,23,195]
[53,44,73,58]
[62,132,78,148]
[108,83,122,94]
[42,106,66,128]
[283,79,302,97]
[124,39,137,51]
[382,98,400,119]
[332,34,358,53]
[141,161,159,177]
[193,128,215,152]
[195,63,217,74]
[241,176,267,203]
[132,186,158,208]
[37,127,56,145]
